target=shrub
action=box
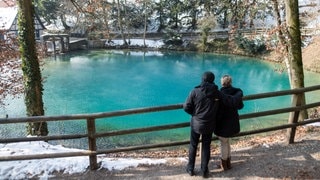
[163,29,183,46]
[235,34,267,54]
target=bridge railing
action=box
[0,85,320,170]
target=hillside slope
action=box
[303,36,320,72]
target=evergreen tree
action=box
[34,0,59,24]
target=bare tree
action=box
[284,0,307,144]
[0,33,22,107]
[0,1,22,107]
[116,0,128,45]
[269,0,308,123]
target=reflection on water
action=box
[1,50,320,148]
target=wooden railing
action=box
[105,28,320,40]
[0,85,320,170]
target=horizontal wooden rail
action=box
[2,100,319,144]
[96,118,320,155]
[1,118,319,162]
[95,122,189,138]
[243,84,320,100]
[1,85,320,124]
[0,150,93,161]
[0,133,88,144]
[240,101,320,119]
[0,85,320,170]
[0,104,183,124]
[108,28,320,39]
[236,118,320,137]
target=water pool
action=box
[2,50,320,148]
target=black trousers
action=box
[187,129,213,173]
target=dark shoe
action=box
[186,168,195,176]
[227,157,232,169]
[220,158,229,171]
[201,170,209,178]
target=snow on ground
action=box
[0,141,175,179]
[105,39,164,49]
[1,124,318,179]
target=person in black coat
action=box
[214,75,244,171]
[183,71,220,178]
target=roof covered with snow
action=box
[0,6,17,30]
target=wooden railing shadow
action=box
[0,85,320,170]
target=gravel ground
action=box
[50,126,320,180]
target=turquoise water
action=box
[2,50,320,148]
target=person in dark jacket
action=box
[214,75,244,171]
[183,71,220,178]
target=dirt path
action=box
[50,126,320,180]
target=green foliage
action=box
[34,0,59,24]
[196,38,229,52]
[197,14,217,51]
[163,28,183,46]
[126,5,147,30]
[87,32,104,40]
[163,0,185,29]
[208,38,229,51]
[235,34,267,55]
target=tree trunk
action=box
[143,1,147,47]
[17,0,48,136]
[284,0,307,144]
[272,0,290,77]
[272,0,286,47]
[102,3,110,41]
[116,0,128,46]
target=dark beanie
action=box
[202,71,215,83]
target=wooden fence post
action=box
[286,94,302,144]
[87,118,99,170]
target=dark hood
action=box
[197,82,219,98]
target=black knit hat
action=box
[202,71,215,83]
